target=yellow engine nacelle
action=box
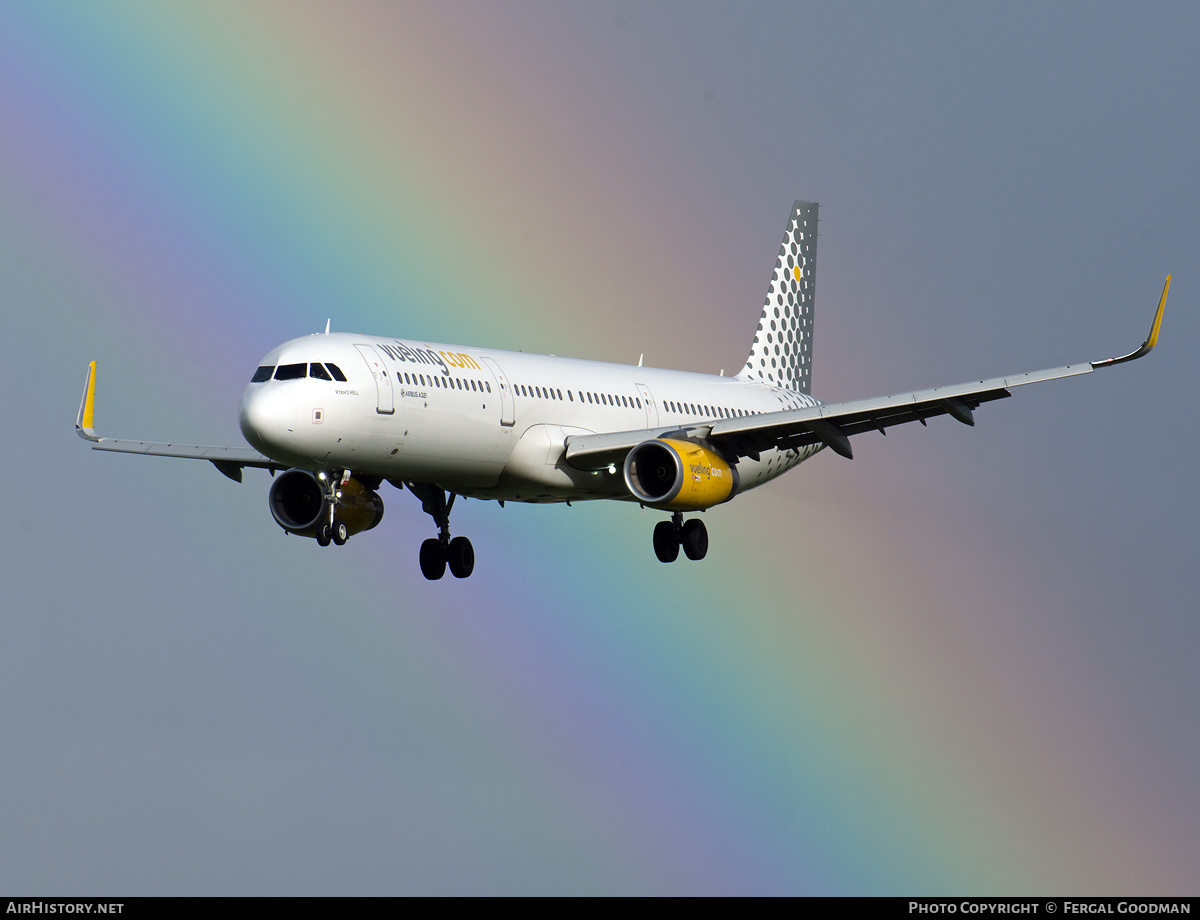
[623,438,738,511]
[268,469,385,539]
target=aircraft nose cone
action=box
[239,386,297,457]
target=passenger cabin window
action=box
[275,363,306,380]
[326,363,347,382]
[251,366,274,383]
[310,363,332,381]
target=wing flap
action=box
[90,439,279,481]
[90,438,275,466]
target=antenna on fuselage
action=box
[638,354,643,367]
[324,319,331,335]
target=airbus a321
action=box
[76,202,1171,580]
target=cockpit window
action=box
[309,363,332,381]
[274,363,307,380]
[325,363,347,382]
[251,366,274,383]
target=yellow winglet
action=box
[76,361,98,440]
[1091,275,1172,368]
[1145,274,1171,348]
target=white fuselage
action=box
[238,333,823,503]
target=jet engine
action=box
[623,438,739,511]
[268,469,384,539]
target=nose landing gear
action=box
[652,512,708,563]
[408,483,475,580]
[331,519,349,546]
[312,471,351,548]
[315,520,349,546]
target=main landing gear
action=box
[652,511,708,563]
[408,483,475,580]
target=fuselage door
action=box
[635,383,659,428]
[481,357,515,427]
[354,344,395,415]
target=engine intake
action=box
[269,469,384,539]
[623,438,738,510]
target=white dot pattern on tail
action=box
[741,200,817,394]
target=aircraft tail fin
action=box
[737,200,818,393]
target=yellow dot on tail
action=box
[793,265,801,282]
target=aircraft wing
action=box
[565,276,1171,468]
[75,361,279,482]
[563,426,686,471]
[706,364,1083,461]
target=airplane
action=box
[76,201,1172,580]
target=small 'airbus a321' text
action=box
[77,202,1171,579]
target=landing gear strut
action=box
[653,512,708,563]
[408,483,475,580]
[315,470,345,548]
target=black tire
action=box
[447,536,475,578]
[681,518,708,561]
[331,520,349,545]
[419,538,446,580]
[316,524,331,547]
[653,520,680,563]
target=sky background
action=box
[1,1,1197,895]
